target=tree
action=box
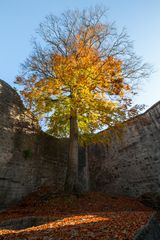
[16,6,150,193]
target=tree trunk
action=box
[64,112,79,193]
[84,145,90,191]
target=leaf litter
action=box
[0,188,153,240]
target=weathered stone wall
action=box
[88,101,160,197]
[0,80,68,208]
[0,79,160,207]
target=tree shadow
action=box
[0,215,59,230]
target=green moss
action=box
[23,149,32,159]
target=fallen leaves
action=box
[0,190,153,240]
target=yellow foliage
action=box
[16,28,132,141]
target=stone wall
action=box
[0,80,68,208]
[88,101,160,197]
[0,79,160,207]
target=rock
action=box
[134,213,160,240]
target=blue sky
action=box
[0,0,160,108]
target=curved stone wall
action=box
[88,101,160,196]
[0,80,68,208]
[0,79,160,207]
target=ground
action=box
[0,188,153,240]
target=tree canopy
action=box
[16,6,150,143]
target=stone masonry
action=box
[0,79,160,207]
[88,101,160,196]
[0,80,68,208]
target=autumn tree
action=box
[16,6,150,193]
